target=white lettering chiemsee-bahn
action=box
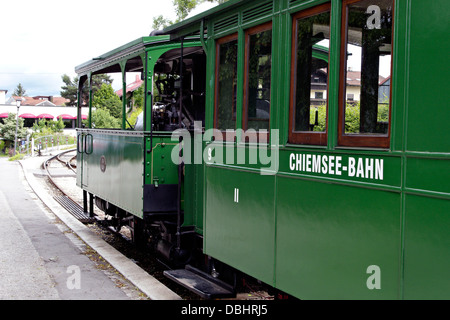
[289,153,384,181]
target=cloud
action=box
[0,0,177,98]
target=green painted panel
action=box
[406,0,450,152]
[205,166,275,285]
[404,194,450,299]
[279,149,402,190]
[145,135,179,186]
[144,134,204,231]
[82,130,144,217]
[276,177,400,299]
[406,157,450,196]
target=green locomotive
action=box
[76,0,449,299]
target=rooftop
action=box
[7,96,70,107]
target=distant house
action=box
[115,75,143,109]
[1,95,88,131]
[310,69,328,106]
[0,89,7,105]
[345,70,386,103]
[310,69,388,104]
[6,95,70,107]
[378,76,391,104]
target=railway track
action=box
[43,150,274,300]
[43,149,94,223]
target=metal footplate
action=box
[164,265,236,299]
[54,195,95,224]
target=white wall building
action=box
[0,96,90,137]
[0,90,7,105]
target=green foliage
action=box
[87,108,121,129]
[152,15,173,30]
[152,0,229,29]
[93,83,122,119]
[0,113,27,143]
[310,105,327,132]
[377,104,389,122]
[13,83,27,96]
[61,74,114,107]
[345,102,361,133]
[9,153,24,161]
[308,102,390,134]
[344,102,389,134]
[60,74,78,106]
[32,118,64,138]
[132,85,144,109]
[126,107,143,129]
[174,0,200,21]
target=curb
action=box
[19,155,182,300]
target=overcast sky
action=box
[0,0,216,99]
[0,1,389,100]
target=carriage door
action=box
[76,131,84,187]
[76,131,92,188]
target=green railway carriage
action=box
[76,36,207,239]
[76,0,450,299]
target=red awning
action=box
[57,114,76,120]
[81,115,88,120]
[0,113,9,118]
[37,113,54,119]
[19,113,36,119]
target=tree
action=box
[0,113,27,148]
[32,118,64,138]
[92,83,122,119]
[88,108,121,129]
[152,15,172,30]
[13,83,27,97]
[60,74,114,107]
[61,74,78,106]
[174,0,200,21]
[152,0,228,29]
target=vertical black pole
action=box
[179,37,184,128]
[83,190,88,214]
[89,193,94,218]
[176,37,184,251]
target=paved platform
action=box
[0,154,181,300]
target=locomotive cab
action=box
[75,37,206,267]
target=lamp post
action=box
[14,99,21,155]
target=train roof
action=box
[163,0,245,40]
[74,36,171,76]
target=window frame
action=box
[338,0,395,149]
[289,3,331,146]
[242,21,273,143]
[214,33,239,141]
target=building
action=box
[0,95,89,132]
[115,74,144,98]
[0,89,7,105]
[115,74,144,110]
[310,69,388,104]
[5,95,70,107]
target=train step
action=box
[54,195,95,224]
[164,265,235,299]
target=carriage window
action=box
[243,23,272,141]
[215,34,238,140]
[339,0,393,148]
[289,4,331,145]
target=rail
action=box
[43,149,94,223]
